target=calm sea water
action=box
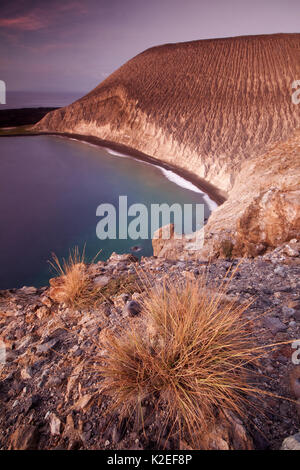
[0,136,214,289]
[3,91,83,108]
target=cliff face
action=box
[153,130,300,259]
[35,33,300,196]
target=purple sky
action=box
[0,0,299,93]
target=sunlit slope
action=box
[36,33,300,194]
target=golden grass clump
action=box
[99,274,267,447]
[49,246,102,309]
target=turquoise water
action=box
[0,136,213,289]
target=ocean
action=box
[3,90,83,109]
[0,135,215,289]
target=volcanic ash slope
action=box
[35,33,300,257]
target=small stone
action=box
[36,306,49,320]
[282,306,295,317]
[63,414,76,440]
[263,317,287,335]
[130,245,142,253]
[283,245,299,257]
[101,303,111,317]
[36,338,58,354]
[274,266,285,276]
[21,367,32,380]
[47,375,63,387]
[93,275,110,288]
[120,293,130,303]
[123,300,142,317]
[281,433,300,450]
[294,310,300,322]
[24,394,41,413]
[266,365,274,374]
[74,394,93,411]
[113,293,128,309]
[41,296,52,308]
[5,350,17,362]
[176,261,186,269]
[49,413,61,436]
[20,286,37,295]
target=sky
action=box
[0,0,299,93]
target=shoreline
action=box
[0,128,227,206]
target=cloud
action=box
[0,14,46,31]
[56,1,88,15]
[0,1,88,32]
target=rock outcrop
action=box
[153,132,300,259]
[203,131,300,258]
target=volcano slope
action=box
[35,33,300,257]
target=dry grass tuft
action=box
[49,246,102,309]
[99,273,273,447]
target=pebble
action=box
[263,317,287,335]
[282,306,295,317]
[41,296,52,308]
[123,300,141,317]
[49,413,61,436]
[74,394,93,411]
[274,266,285,276]
[281,433,300,450]
[20,286,37,295]
[36,338,59,354]
[21,368,32,380]
[93,275,111,288]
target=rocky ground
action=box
[0,243,300,450]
